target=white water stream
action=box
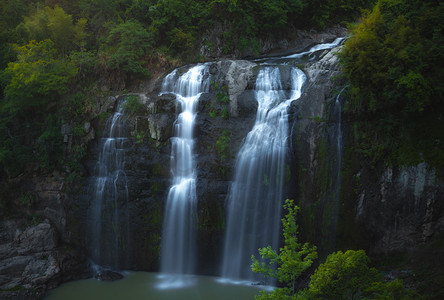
[159,64,210,278]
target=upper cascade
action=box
[161,64,210,97]
[159,64,210,278]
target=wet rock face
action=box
[355,164,444,254]
[286,43,444,260]
[76,92,175,272]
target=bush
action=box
[251,199,317,298]
[122,95,144,115]
[105,20,153,77]
[303,250,416,299]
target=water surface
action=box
[45,272,266,300]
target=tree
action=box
[251,199,318,299]
[17,5,87,55]
[304,250,416,299]
[105,20,153,77]
[307,250,381,299]
[339,0,444,176]
[3,39,77,114]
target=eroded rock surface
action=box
[0,220,86,300]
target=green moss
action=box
[220,107,229,120]
[0,285,26,292]
[309,115,325,123]
[198,201,225,233]
[215,129,231,161]
[99,111,111,124]
[150,182,161,197]
[285,164,291,183]
[144,232,161,257]
[209,109,218,118]
[19,192,34,208]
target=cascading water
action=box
[284,37,346,59]
[221,66,306,281]
[221,38,346,282]
[320,85,348,253]
[159,64,210,277]
[86,100,131,271]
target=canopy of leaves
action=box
[339,0,444,176]
[3,39,77,115]
[105,20,153,77]
[308,250,381,299]
[303,250,416,299]
[17,5,87,55]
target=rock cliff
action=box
[1,31,443,299]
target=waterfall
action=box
[86,99,131,271]
[321,85,348,253]
[159,64,210,276]
[284,37,346,59]
[221,66,306,281]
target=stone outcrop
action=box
[353,163,444,254]
[0,219,87,300]
[200,24,348,59]
[212,60,256,117]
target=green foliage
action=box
[69,50,98,79]
[62,92,87,122]
[215,129,230,161]
[3,39,77,113]
[135,130,147,144]
[307,250,381,299]
[105,20,153,77]
[302,250,416,299]
[0,122,33,177]
[17,5,87,55]
[72,125,86,138]
[340,0,444,176]
[251,199,318,298]
[220,107,229,120]
[36,114,63,170]
[19,191,34,208]
[368,279,418,299]
[209,109,218,118]
[122,95,144,115]
[304,0,374,29]
[65,144,87,175]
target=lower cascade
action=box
[159,64,210,276]
[221,66,306,281]
[86,100,131,270]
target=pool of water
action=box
[44,272,270,300]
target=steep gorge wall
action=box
[291,45,444,269]
[2,31,443,299]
